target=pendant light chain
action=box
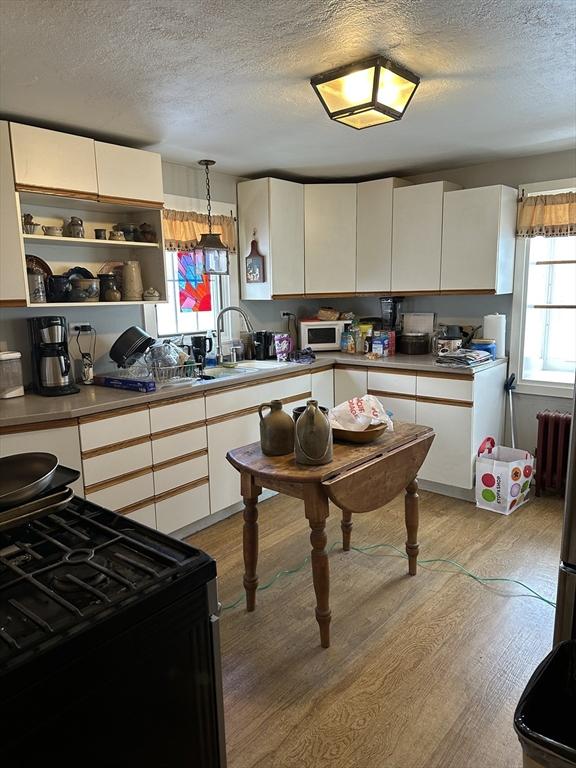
[204,162,212,234]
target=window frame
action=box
[143,193,239,342]
[509,177,576,399]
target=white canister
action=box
[122,261,144,301]
[0,351,25,398]
[483,314,506,358]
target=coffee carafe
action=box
[28,316,80,396]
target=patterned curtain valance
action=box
[162,208,237,252]
[517,192,576,238]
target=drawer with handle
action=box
[82,439,152,486]
[155,479,210,535]
[79,406,150,452]
[151,424,207,465]
[85,468,154,512]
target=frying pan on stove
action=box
[0,452,58,509]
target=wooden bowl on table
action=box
[332,423,388,444]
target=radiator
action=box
[535,410,573,496]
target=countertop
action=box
[0,354,506,429]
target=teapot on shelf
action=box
[64,216,84,238]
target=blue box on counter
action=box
[94,376,157,393]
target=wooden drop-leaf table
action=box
[226,421,434,648]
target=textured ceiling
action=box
[0,0,575,178]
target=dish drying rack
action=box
[113,361,202,387]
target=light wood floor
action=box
[189,490,563,768]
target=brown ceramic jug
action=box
[294,399,333,466]
[258,400,294,456]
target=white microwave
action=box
[299,320,352,351]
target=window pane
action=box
[522,236,576,385]
[545,308,576,372]
[550,263,576,305]
[155,253,230,338]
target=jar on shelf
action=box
[122,261,143,301]
[98,273,122,302]
[0,351,25,399]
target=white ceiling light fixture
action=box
[310,55,420,129]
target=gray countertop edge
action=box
[0,354,507,429]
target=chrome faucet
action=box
[216,306,254,364]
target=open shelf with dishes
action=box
[23,234,160,248]
[14,192,167,307]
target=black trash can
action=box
[514,640,576,768]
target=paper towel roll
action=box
[483,314,506,358]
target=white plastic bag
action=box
[475,437,534,514]
[328,396,394,432]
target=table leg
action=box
[304,485,331,648]
[405,479,419,576]
[341,508,353,551]
[241,473,261,612]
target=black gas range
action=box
[0,494,226,768]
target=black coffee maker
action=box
[28,316,80,396]
[190,334,214,367]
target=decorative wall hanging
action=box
[177,250,212,312]
[245,232,265,283]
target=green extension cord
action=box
[221,541,556,611]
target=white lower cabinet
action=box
[151,425,207,465]
[208,412,261,514]
[415,401,473,487]
[82,440,152,487]
[85,470,155,512]
[153,454,208,496]
[377,395,416,424]
[1,423,84,496]
[334,367,368,404]
[311,369,334,408]
[155,482,210,535]
[124,503,157,528]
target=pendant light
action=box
[310,55,420,129]
[193,159,229,275]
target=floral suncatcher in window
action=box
[177,251,212,312]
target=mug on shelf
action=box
[27,273,46,303]
[94,228,107,240]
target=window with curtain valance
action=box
[162,208,237,252]
[510,185,575,396]
[516,191,576,237]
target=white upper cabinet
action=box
[238,177,304,299]
[356,177,411,293]
[305,184,357,294]
[440,185,517,293]
[94,141,163,204]
[10,123,98,195]
[0,121,27,303]
[391,181,461,292]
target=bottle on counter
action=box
[364,327,373,354]
[372,332,383,358]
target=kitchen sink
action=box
[230,360,290,369]
[200,366,253,379]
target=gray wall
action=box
[162,161,239,205]
[406,148,576,188]
[0,305,143,385]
